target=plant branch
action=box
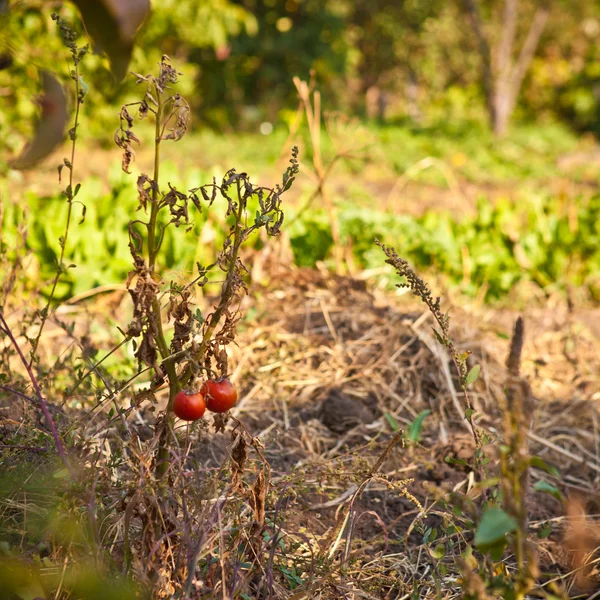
[29,60,82,365]
[497,0,518,77]
[179,200,245,390]
[511,5,549,92]
[0,313,71,472]
[148,83,164,273]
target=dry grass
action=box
[2,255,600,598]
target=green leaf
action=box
[537,523,553,539]
[432,328,445,345]
[474,507,518,550]
[52,468,71,480]
[408,409,431,443]
[464,407,476,420]
[78,75,89,97]
[465,364,481,386]
[283,176,295,191]
[533,480,562,501]
[529,456,560,478]
[384,412,400,432]
[428,543,445,559]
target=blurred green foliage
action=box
[1,1,599,306]
[292,193,600,301]
[1,160,220,299]
[0,459,142,600]
[3,131,598,304]
[3,0,600,138]
[0,0,258,148]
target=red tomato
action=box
[201,378,238,413]
[173,391,206,421]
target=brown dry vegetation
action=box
[4,5,600,600]
[2,248,600,598]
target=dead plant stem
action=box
[179,199,245,389]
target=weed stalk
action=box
[113,58,298,487]
[377,241,483,454]
[500,317,538,598]
[28,14,88,364]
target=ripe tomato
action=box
[173,391,206,421]
[201,378,238,413]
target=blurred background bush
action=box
[3,0,600,137]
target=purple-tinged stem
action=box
[0,313,72,472]
[0,384,38,407]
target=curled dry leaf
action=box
[167,288,193,354]
[73,0,150,82]
[251,468,268,526]
[229,432,247,494]
[10,72,68,170]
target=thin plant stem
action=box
[0,384,38,407]
[148,81,163,273]
[65,336,130,399]
[0,313,71,472]
[146,87,182,479]
[29,61,82,365]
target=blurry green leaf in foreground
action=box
[0,558,142,600]
[10,71,68,170]
[0,558,46,600]
[73,0,150,82]
[474,506,518,551]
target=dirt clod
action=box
[318,388,377,433]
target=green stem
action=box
[29,61,81,364]
[147,87,181,479]
[147,84,163,273]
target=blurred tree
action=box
[0,0,257,153]
[342,0,445,121]
[463,0,550,136]
[524,0,600,134]
[195,0,463,127]
[3,0,600,140]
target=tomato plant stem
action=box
[147,83,163,274]
[145,87,181,479]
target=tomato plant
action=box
[201,378,238,413]
[173,391,206,421]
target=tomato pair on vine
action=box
[173,378,238,421]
